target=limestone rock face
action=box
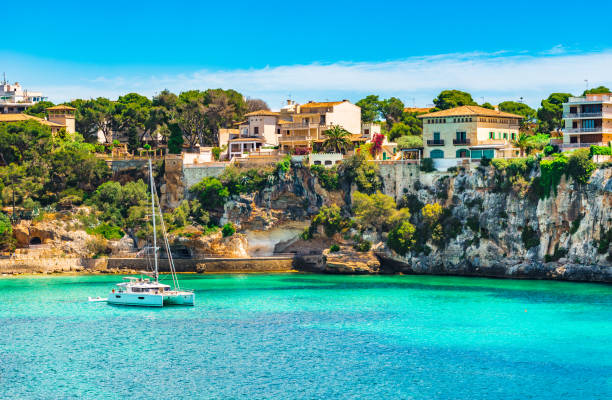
[321,246,381,274]
[177,231,248,258]
[377,166,612,282]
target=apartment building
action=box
[0,81,47,114]
[226,110,283,158]
[418,106,522,170]
[562,93,612,148]
[277,100,363,153]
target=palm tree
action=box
[512,132,530,157]
[322,125,352,153]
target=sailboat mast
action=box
[148,159,158,282]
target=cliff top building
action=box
[562,93,612,149]
[418,105,523,170]
[0,79,47,114]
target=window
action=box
[511,132,516,140]
[503,133,507,140]
[254,127,259,135]
[314,160,322,165]
[489,132,494,139]
[433,132,440,141]
[364,129,369,135]
[277,129,280,134]
[430,149,444,159]
[456,131,466,142]
[456,149,469,158]
[324,160,332,166]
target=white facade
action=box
[309,153,344,168]
[0,81,46,114]
[419,106,522,168]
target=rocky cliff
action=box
[221,161,612,282]
[377,167,612,282]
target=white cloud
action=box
[17,50,612,108]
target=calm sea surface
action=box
[0,274,610,399]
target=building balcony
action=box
[565,112,604,119]
[426,139,445,146]
[564,128,612,134]
[453,138,471,145]
[568,95,612,103]
[562,142,608,149]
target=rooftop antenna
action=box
[584,79,589,92]
[2,72,6,85]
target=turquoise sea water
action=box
[0,274,610,399]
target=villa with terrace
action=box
[418,105,523,170]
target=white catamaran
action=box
[106,159,195,307]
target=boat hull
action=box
[107,292,164,307]
[163,292,195,306]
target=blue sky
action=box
[2,0,612,108]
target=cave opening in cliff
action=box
[29,237,42,245]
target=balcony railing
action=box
[561,142,608,149]
[564,128,612,134]
[453,138,471,145]
[566,112,604,118]
[427,139,445,146]
[568,95,612,103]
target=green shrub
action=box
[329,244,340,252]
[387,221,416,255]
[190,177,229,211]
[212,147,222,161]
[567,148,596,185]
[87,223,124,240]
[570,215,583,235]
[545,245,567,262]
[590,145,612,157]
[521,225,540,249]
[339,154,382,194]
[0,212,15,252]
[276,155,291,174]
[353,239,371,252]
[480,157,491,167]
[311,205,348,237]
[310,165,339,190]
[420,158,435,172]
[538,154,568,198]
[222,222,236,237]
[597,228,612,254]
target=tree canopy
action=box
[583,86,610,95]
[433,90,477,110]
[537,93,572,133]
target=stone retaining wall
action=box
[106,257,294,273]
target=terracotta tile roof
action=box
[300,101,345,109]
[244,110,279,117]
[404,107,434,113]
[46,105,76,111]
[277,119,292,124]
[0,113,64,126]
[418,105,523,119]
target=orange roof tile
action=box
[46,105,76,111]
[418,105,523,119]
[0,113,64,126]
[244,110,279,117]
[300,101,345,109]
